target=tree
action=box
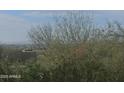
[28,24,53,49]
[28,12,95,49]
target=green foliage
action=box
[1,13,124,81]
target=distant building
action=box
[22,48,34,53]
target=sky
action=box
[0,10,124,44]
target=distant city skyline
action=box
[0,10,124,44]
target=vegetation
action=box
[1,12,124,81]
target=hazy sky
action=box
[0,10,124,44]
